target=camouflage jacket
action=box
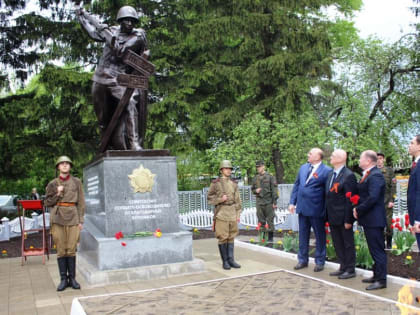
[251,172,278,205]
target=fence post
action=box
[1,217,10,241]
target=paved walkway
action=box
[0,238,419,315]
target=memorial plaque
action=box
[123,50,155,77]
[117,74,148,90]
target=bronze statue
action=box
[77,6,154,151]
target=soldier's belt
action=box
[222,201,235,206]
[57,202,76,207]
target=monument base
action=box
[77,254,205,287]
[79,220,195,270]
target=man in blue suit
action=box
[408,135,420,249]
[289,148,332,272]
[353,150,387,290]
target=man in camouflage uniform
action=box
[207,160,242,270]
[377,153,396,249]
[251,160,278,242]
[45,156,85,291]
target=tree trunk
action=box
[272,147,285,183]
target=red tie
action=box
[412,161,417,170]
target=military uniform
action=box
[207,160,242,270]
[379,166,396,248]
[251,172,278,233]
[45,175,85,257]
[44,156,85,291]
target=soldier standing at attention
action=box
[377,153,396,249]
[207,160,242,270]
[251,161,278,242]
[45,156,85,291]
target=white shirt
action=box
[306,162,322,184]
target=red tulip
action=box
[258,222,262,227]
[390,224,394,229]
[326,239,330,244]
[350,195,360,205]
[155,228,161,233]
[261,239,265,243]
[264,223,269,229]
[391,218,396,223]
[115,231,124,240]
[256,226,261,231]
[325,222,330,227]
[345,192,352,198]
[398,226,403,232]
[396,218,400,222]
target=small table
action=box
[17,200,49,265]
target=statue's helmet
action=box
[219,160,233,170]
[117,6,139,22]
[55,156,73,168]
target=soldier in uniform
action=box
[45,156,85,291]
[251,160,278,242]
[207,160,242,270]
[377,153,396,249]
[77,6,147,150]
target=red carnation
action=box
[350,195,360,205]
[115,231,124,240]
[121,242,127,247]
[345,192,352,198]
[155,228,161,233]
[325,229,330,234]
[325,222,330,227]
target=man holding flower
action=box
[325,149,358,279]
[353,150,387,290]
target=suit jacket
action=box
[408,161,420,225]
[290,162,332,217]
[325,166,357,225]
[356,166,386,228]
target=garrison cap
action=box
[255,160,265,167]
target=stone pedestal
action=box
[78,151,203,282]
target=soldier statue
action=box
[207,160,242,270]
[45,156,85,291]
[377,153,396,249]
[251,160,278,242]
[77,6,148,151]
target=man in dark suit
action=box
[353,150,387,290]
[289,148,332,272]
[325,149,357,279]
[408,135,420,250]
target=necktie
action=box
[306,165,313,181]
[360,170,370,183]
[329,172,337,189]
[412,161,417,170]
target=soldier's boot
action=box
[57,257,68,291]
[227,243,241,268]
[126,113,143,151]
[67,256,81,290]
[218,244,231,270]
[268,232,274,243]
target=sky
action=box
[353,0,418,42]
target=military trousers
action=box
[256,203,275,231]
[51,223,80,257]
[214,219,238,244]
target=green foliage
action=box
[392,230,416,255]
[354,230,374,269]
[326,234,337,260]
[282,232,299,252]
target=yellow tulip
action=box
[250,238,255,243]
[277,240,283,245]
[278,229,283,233]
[1,250,6,254]
[193,228,198,232]
[406,256,412,260]
[392,245,397,249]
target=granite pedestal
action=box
[78,151,204,284]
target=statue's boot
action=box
[126,112,143,151]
